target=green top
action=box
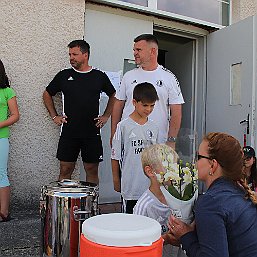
[0,87,16,138]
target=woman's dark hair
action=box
[0,59,10,88]
[248,157,257,190]
[204,132,257,204]
[243,146,257,191]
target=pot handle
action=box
[39,185,47,218]
[73,206,92,221]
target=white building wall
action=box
[84,4,153,203]
[85,4,153,70]
[0,0,85,211]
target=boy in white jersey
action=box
[133,144,187,257]
[111,82,159,213]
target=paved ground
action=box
[0,211,41,257]
[0,203,121,257]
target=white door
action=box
[206,15,256,146]
[83,5,153,203]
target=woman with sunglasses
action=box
[243,146,257,192]
[0,60,19,222]
[168,132,257,257]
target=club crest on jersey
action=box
[146,130,154,139]
[111,149,115,158]
[156,80,163,87]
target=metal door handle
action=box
[239,114,249,134]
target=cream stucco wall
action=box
[232,0,257,23]
[0,0,85,211]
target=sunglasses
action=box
[196,153,212,161]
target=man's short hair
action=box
[133,82,159,103]
[134,34,158,46]
[68,40,90,57]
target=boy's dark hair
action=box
[0,59,10,88]
[133,82,159,103]
[134,34,158,46]
[68,40,90,57]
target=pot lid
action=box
[43,179,98,194]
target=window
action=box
[119,0,147,7]
[158,0,229,25]
[230,63,242,105]
[118,0,230,26]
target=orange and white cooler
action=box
[80,213,163,257]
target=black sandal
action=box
[0,212,11,222]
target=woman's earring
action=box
[209,171,213,176]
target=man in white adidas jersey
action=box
[111,34,184,148]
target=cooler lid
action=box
[82,213,161,247]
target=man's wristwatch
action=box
[167,136,177,143]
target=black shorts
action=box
[56,136,103,163]
[124,200,138,214]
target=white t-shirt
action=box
[111,117,159,200]
[133,187,187,257]
[116,65,184,142]
[133,188,171,233]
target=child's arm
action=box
[111,159,121,192]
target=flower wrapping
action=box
[157,146,198,223]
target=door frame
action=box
[153,24,208,148]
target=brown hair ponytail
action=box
[204,132,257,205]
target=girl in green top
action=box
[0,59,19,222]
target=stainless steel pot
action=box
[40,180,99,257]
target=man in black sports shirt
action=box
[43,40,115,184]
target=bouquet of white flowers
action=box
[154,145,198,224]
[155,147,198,200]
[164,160,198,201]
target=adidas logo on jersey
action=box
[129,132,137,138]
[68,76,74,81]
